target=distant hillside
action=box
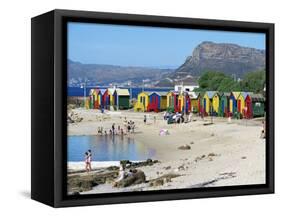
[174,41,265,79]
[68,42,265,88]
[68,60,173,87]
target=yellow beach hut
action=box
[212,92,220,114]
[188,92,199,113]
[107,88,116,106]
[203,91,220,115]
[237,92,252,116]
[134,92,150,112]
[158,92,168,110]
[166,91,174,109]
[90,88,100,109]
[229,91,241,114]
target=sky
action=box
[67,22,266,68]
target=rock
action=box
[241,156,247,159]
[178,144,191,150]
[164,166,171,170]
[121,159,159,169]
[195,154,206,162]
[178,165,185,171]
[211,133,215,136]
[150,179,164,187]
[208,153,217,157]
[190,141,194,145]
[107,166,120,171]
[68,170,119,192]
[175,41,265,78]
[115,170,146,188]
[149,173,180,187]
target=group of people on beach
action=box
[97,118,136,136]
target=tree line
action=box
[194,69,265,93]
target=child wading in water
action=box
[85,149,92,172]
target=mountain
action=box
[175,41,265,79]
[68,60,173,87]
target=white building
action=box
[174,84,199,93]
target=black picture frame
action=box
[31,9,274,207]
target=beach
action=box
[67,108,265,194]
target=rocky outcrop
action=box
[114,169,146,188]
[175,41,265,78]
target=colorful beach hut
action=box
[244,93,265,118]
[107,88,116,107]
[134,91,150,112]
[147,91,168,112]
[167,91,180,112]
[197,92,205,115]
[102,89,110,109]
[203,91,218,115]
[113,89,130,109]
[237,92,252,117]
[158,92,168,111]
[147,92,160,112]
[89,89,95,109]
[189,92,199,113]
[98,89,107,108]
[91,88,100,109]
[218,92,230,117]
[229,92,240,116]
[177,92,191,114]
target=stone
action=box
[115,170,146,188]
[178,144,191,150]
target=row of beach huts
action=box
[86,87,265,119]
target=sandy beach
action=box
[67,108,265,194]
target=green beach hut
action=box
[113,89,130,110]
[218,92,230,117]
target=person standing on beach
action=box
[144,115,147,125]
[112,123,115,134]
[85,150,92,172]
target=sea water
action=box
[68,135,155,162]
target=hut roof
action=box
[240,92,253,99]
[249,93,265,102]
[219,92,230,97]
[89,89,95,95]
[139,91,153,96]
[153,91,168,96]
[115,89,130,96]
[188,91,198,99]
[108,88,117,95]
[205,91,217,99]
[99,89,107,95]
[231,91,241,99]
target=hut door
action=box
[229,99,233,113]
[238,100,241,112]
[204,98,206,112]
[155,96,159,109]
[222,100,224,115]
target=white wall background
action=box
[0,0,279,215]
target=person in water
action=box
[85,150,92,172]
